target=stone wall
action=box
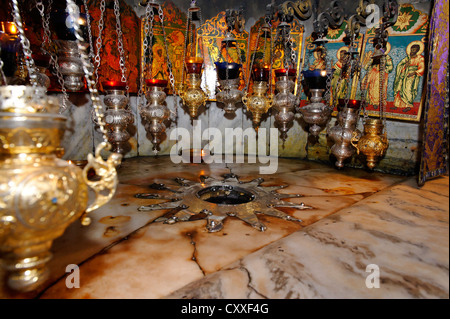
[59,0,433,176]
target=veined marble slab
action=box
[2,157,433,299]
[166,176,449,299]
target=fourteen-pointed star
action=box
[136,174,313,232]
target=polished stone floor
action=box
[1,156,448,299]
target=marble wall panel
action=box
[59,94,95,161]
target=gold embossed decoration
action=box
[0,0,121,292]
[351,118,389,169]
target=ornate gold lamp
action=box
[349,1,398,169]
[242,12,274,129]
[178,0,207,119]
[242,65,273,128]
[351,118,388,169]
[179,57,207,118]
[0,0,120,292]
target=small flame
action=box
[9,23,17,35]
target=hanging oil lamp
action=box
[0,22,20,84]
[102,80,134,154]
[180,57,207,118]
[215,61,243,114]
[32,53,51,89]
[328,99,362,168]
[140,78,170,150]
[351,50,389,169]
[92,0,134,155]
[350,9,396,170]
[178,0,207,119]
[351,50,389,170]
[138,0,176,150]
[241,13,274,129]
[52,8,90,91]
[298,68,332,137]
[215,30,243,115]
[327,26,364,168]
[273,68,298,140]
[242,64,273,128]
[271,19,299,139]
[351,118,388,169]
[0,0,120,292]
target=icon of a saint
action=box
[361,43,394,109]
[393,40,425,112]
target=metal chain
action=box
[113,0,129,96]
[94,0,106,86]
[360,71,369,123]
[36,0,69,111]
[138,1,152,108]
[11,0,38,86]
[36,1,50,50]
[269,24,275,96]
[0,55,8,85]
[158,5,175,94]
[324,46,333,107]
[148,7,155,79]
[66,0,108,144]
[245,25,261,93]
[181,7,191,93]
[287,31,296,70]
[236,37,245,88]
[379,54,387,130]
[82,0,95,61]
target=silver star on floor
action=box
[136,174,313,232]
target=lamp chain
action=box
[66,0,109,145]
[11,0,38,86]
[35,0,69,112]
[113,0,129,97]
[94,0,106,86]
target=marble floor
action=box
[0,156,448,299]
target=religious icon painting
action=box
[197,11,249,100]
[359,3,429,122]
[86,0,141,93]
[299,21,363,112]
[247,17,304,96]
[140,1,186,95]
